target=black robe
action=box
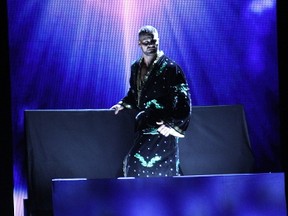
[119,53,191,177]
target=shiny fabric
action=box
[120,53,191,177]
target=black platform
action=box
[25,105,255,215]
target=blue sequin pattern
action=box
[145,99,164,109]
[134,153,162,167]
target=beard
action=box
[144,46,158,56]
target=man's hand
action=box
[110,104,124,115]
[156,121,184,138]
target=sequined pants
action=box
[123,132,181,177]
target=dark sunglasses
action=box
[140,39,158,46]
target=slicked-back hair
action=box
[138,25,159,38]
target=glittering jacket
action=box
[119,53,191,136]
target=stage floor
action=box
[52,173,286,216]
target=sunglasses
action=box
[140,39,158,46]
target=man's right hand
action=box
[110,104,124,115]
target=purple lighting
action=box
[249,0,275,13]
[7,0,278,215]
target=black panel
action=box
[25,109,136,215]
[179,105,254,174]
[0,0,14,215]
[25,105,254,215]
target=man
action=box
[111,25,191,177]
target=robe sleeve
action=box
[164,64,192,136]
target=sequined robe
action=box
[119,53,191,177]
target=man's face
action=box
[138,33,159,56]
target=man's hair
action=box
[138,25,159,38]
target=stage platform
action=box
[25,106,256,215]
[52,173,286,216]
